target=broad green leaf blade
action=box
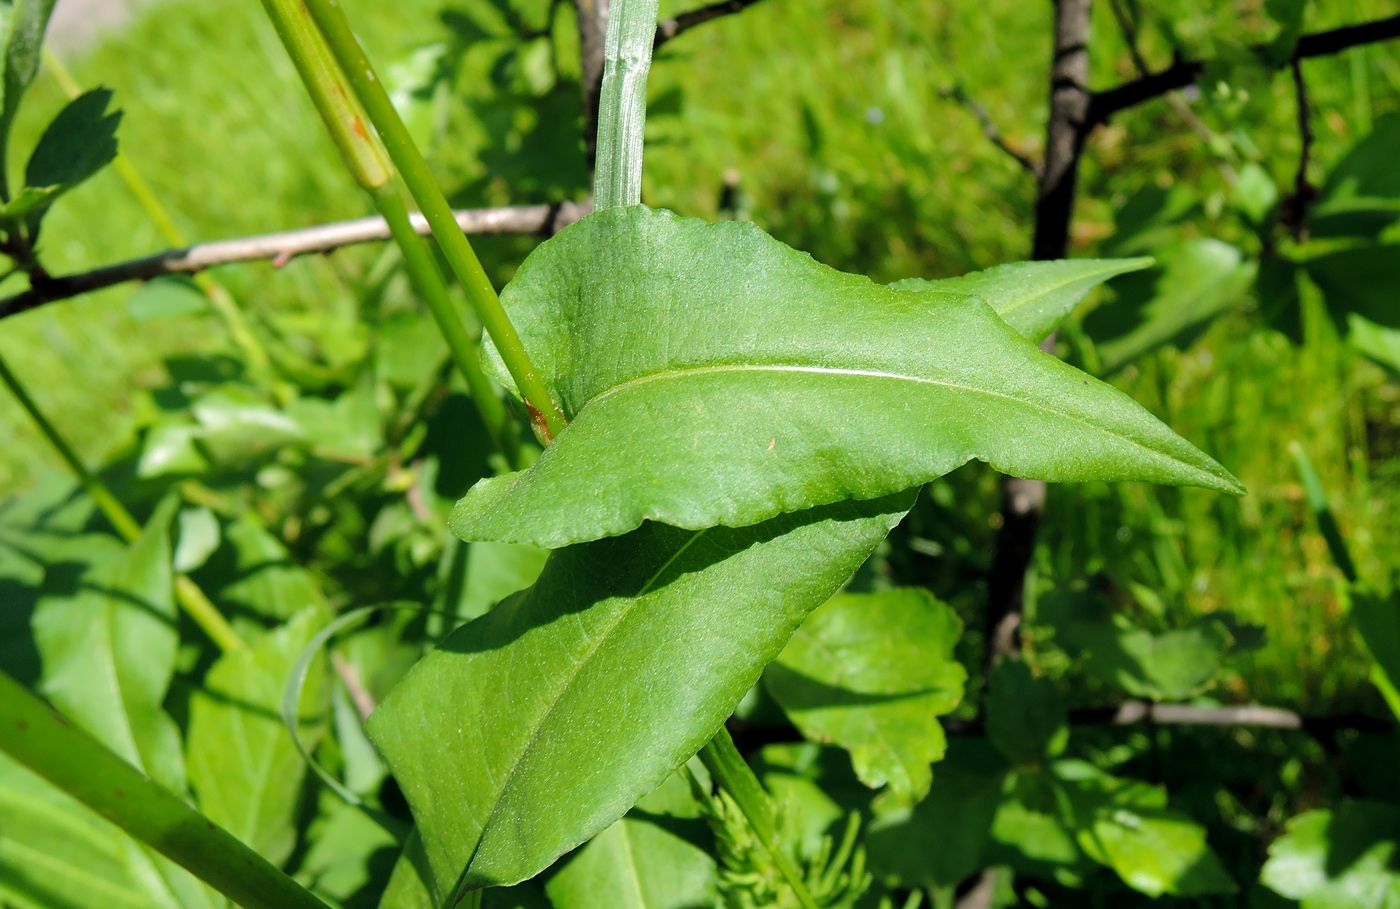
[546,816,718,909]
[31,498,185,791]
[765,589,965,806]
[1261,802,1400,908]
[458,206,1240,549]
[1057,761,1235,898]
[890,258,1151,343]
[367,492,912,902]
[186,608,328,867]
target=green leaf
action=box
[1304,244,1400,331]
[765,588,966,806]
[0,759,185,909]
[866,739,1006,889]
[31,498,185,791]
[1352,591,1400,721]
[367,492,912,902]
[294,795,399,908]
[1059,617,1234,700]
[22,86,120,230]
[1057,760,1235,897]
[891,257,1152,343]
[0,183,55,224]
[1309,114,1400,238]
[186,608,329,867]
[0,0,57,134]
[189,386,306,465]
[1084,238,1255,373]
[545,816,719,909]
[1261,802,1400,909]
[986,660,1067,766]
[454,207,1241,549]
[198,514,326,624]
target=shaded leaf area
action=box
[1352,590,1400,721]
[456,206,1239,549]
[1083,238,1255,374]
[765,588,965,807]
[868,745,1235,899]
[890,257,1151,344]
[20,86,121,237]
[0,757,213,909]
[186,607,329,868]
[1307,113,1400,239]
[547,766,717,909]
[1056,760,1235,898]
[1056,615,1238,701]
[1261,801,1400,908]
[985,659,1068,766]
[367,492,913,902]
[31,497,184,789]
[5,498,224,908]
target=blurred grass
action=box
[0,0,1396,712]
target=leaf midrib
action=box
[452,527,711,897]
[580,363,1220,481]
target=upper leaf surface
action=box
[458,206,1240,549]
[765,588,966,807]
[367,492,911,903]
[890,257,1151,343]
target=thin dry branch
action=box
[942,84,1039,176]
[654,0,767,48]
[1089,13,1400,125]
[0,201,589,320]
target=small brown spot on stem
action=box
[351,117,370,141]
[14,718,27,731]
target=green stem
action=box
[593,0,660,209]
[0,353,246,653]
[295,0,567,438]
[42,49,279,392]
[698,727,819,909]
[370,182,522,468]
[0,669,329,909]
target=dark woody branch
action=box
[0,201,589,320]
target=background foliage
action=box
[0,0,1397,907]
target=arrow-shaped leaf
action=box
[454,206,1240,549]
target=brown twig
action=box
[1088,14,1400,126]
[330,652,377,723]
[1282,59,1316,241]
[0,201,589,320]
[654,0,767,48]
[941,84,1038,176]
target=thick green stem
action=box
[295,0,567,438]
[593,0,660,208]
[699,727,819,909]
[0,353,246,653]
[0,669,329,909]
[370,183,521,468]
